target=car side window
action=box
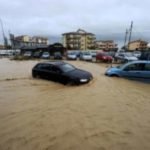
[144,64,150,71]
[51,66,61,73]
[40,64,51,71]
[124,63,144,71]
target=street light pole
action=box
[0,18,5,44]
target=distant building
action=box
[95,40,118,51]
[15,35,30,42]
[32,36,49,45]
[128,40,148,51]
[11,35,49,49]
[0,44,5,49]
[62,29,96,50]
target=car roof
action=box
[127,60,150,64]
[38,61,66,66]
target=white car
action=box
[132,51,141,58]
[80,52,92,61]
[41,52,50,59]
[23,51,32,57]
[66,52,77,60]
[115,53,138,62]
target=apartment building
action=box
[12,35,49,49]
[32,36,49,45]
[62,29,96,50]
[15,35,30,42]
[128,40,148,51]
[95,40,118,51]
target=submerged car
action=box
[115,53,138,62]
[33,51,42,58]
[66,52,77,60]
[105,61,150,79]
[54,52,62,60]
[41,52,50,59]
[96,53,113,62]
[23,51,32,58]
[32,61,93,85]
[80,52,92,61]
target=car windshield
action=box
[83,52,91,55]
[43,52,49,55]
[60,64,76,73]
[116,64,125,68]
[125,53,133,57]
[68,52,76,55]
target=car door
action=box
[143,63,150,79]
[39,64,52,79]
[50,66,62,82]
[121,63,145,79]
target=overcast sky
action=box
[0,0,150,45]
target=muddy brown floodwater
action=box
[0,58,150,150]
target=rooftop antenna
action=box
[124,29,128,50]
[128,21,133,50]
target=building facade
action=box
[0,44,5,49]
[62,29,96,50]
[128,40,148,51]
[32,36,49,45]
[15,35,30,42]
[95,40,118,51]
[11,35,49,49]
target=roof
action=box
[96,40,114,43]
[62,29,95,36]
[127,60,150,64]
[129,40,148,44]
[40,61,66,66]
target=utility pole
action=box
[124,29,128,50]
[0,18,8,48]
[128,21,133,50]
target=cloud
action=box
[0,0,150,45]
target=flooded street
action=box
[0,58,150,150]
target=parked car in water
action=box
[96,53,113,63]
[80,52,92,61]
[140,51,150,60]
[66,51,77,60]
[32,61,93,85]
[105,61,150,79]
[41,52,50,59]
[90,51,97,57]
[23,51,32,58]
[132,51,141,58]
[115,52,138,62]
[54,52,62,60]
[33,51,42,58]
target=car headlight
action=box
[106,69,112,73]
[80,79,88,82]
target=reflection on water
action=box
[0,58,150,150]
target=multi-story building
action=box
[31,36,49,45]
[12,35,49,49]
[15,35,30,42]
[128,40,148,51]
[62,29,96,50]
[95,40,118,51]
